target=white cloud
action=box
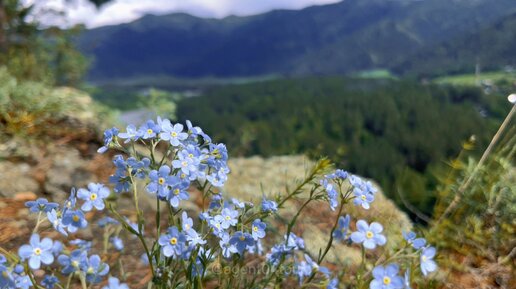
[26,0,341,28]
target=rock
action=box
[44,145,97,203]
[225,155,314,202]
[0,162,39,198]
[0,198,31,248]
[13,191,37,201]
[223,155,412,264]
[0,142,106,203]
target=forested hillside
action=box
[176,77,509,215]
[79,0,516,80]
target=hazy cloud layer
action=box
[27,0,341,28]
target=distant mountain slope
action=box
[393,12,516,76]
[79,0,516,80]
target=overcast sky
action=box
[26,0,341,28]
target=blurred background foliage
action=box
[428,129,515,285]
[0,67,113,143]
[0,0,89,86]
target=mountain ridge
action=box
[393,12,516,76]
[79,0,516,80]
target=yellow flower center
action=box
[366,231,374,239]
[188,153,194,158]
[361,195,366,201]
[147,129,153,135]
[225,216,231,221]
[72,215,80,222]
[215,224,220,229]
[90,193,97,200]
[171,132,178,137]
[72,261,79,267]
[239,235,245,241]
[422,256,427,262]
[253,226,258,232]
[180,173,186,179]
[33,248,42,256]
[158,178,165,185]
[184,224,190,230]
[383,277,391,285]
[173,189,180,195]
[87,267,94,274]
[2,271,9,278]
[181,161,188,167]
[170,237,178,245]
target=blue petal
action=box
[372,265,385,280]
[149,170,158,180]
[39,238,53,250]
[98,187,110,198]
[40,252,54,265]
[158,235,169,246]
[170,197,179,208]
[350,232,365,244]
[391,276,404,288]
[369,280,382,289]
[146,182,158,193]
[28,256,41,270]
[424,247,436,258]
[370,222,383,233]
[363,239,376,249]
[385,263,399,276]
[94,200,105,210]
[81,201,93,212]
[356,220,369,232]
[98,263,109,275]
[162,246,174,257]
[89,255,101,268]
[374,234,387,246]
[159,165,170,176]
[18,245,33,259]
[29,234,40,247]
[77,188,90,200]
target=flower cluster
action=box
[0,117,438,289]
[366,231,438,289]
[0,230,118,289]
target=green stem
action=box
[285,198,312,245]
[0,246,18,263]
[118,258,126,280]
[158,144,172,167]
[317,198,347,263]
[79,273,87,289]
[32,212,43,233]
[107,204,156,278]
[65,273,72,289]
[150,140,157,164]
[25,265,42,289]
[156,198,161,236]
[276,158,330,209]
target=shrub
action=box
[0,67,113,141]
